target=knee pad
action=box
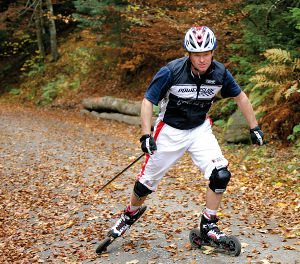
[133,181,152,199]
[209,167,231,193]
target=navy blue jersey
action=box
[145,57,241,129]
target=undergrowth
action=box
[12,31,98,105]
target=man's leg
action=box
[109,122,188,238]
[108,181,152,238]
[205,188,222,210]
[188,119,232,241]
[130,191,148,207]
[127,180,153,209]
[201,167,231,242]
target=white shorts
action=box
[136,118,228,191]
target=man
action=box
[108,26,264,243]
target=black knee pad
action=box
[209,167,231,193]
[133,181,152,199]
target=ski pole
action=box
[98,153,145,192]
[237,144,254,166]
[238,138,268,166]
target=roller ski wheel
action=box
[223,235,241,256]
[96,205,147,254]
[189,228,241,256]
[96,237,114,254]
[189,228,202,248]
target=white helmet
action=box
[184,26,217,52]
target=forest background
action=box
[0,0,299,145]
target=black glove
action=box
[250,125,264,145]
[140,134,157,155]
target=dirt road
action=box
[0,104,299,263]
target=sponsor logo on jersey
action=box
[171,84,222,99]
[206,79,216,84]
[177,87,215,96]
[177,99,211,107]
[199,87,215,97]
[178,87,197,93]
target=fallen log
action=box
[82,96,141,116]
[90,111,141,126]
[80,109,157,127]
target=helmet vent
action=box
[204,33,210,48]
[189,36,197,49]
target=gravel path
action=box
[0,104,299,264]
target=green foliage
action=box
[287,123,300,144]
[249,48,299,108]
[153,105,159,116]
[38,75,66,105]
[17,39,97,106]
[73,1,124,29]
[37,73,82,105]
[73,0,107,30]
[0,34,34,57]
[73,0,127,46]
[67,47,97,75]
[213,119,226,128]
[229,0,300,91]
[229,54,255,87]
[123,4,166,27]
[72,1,169,48]
[34,47,95,105]
[125,4,144,26]
[227,1,300,144]
[289,7,300,30]
[247,48,300,143]
[240,1,300,55]
[210,98,237,121]
[9,88,21,95]
[220,100,237,115]
[21,54,45,77]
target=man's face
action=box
[189,51,214,75]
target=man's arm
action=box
[139,98,157,154]
[140,98,154,135]
[234,91,258,129]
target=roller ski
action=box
[189,214,241,256]
[96,205,147,254]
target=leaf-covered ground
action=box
[0,104,299,264]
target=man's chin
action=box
[198,68,208,74]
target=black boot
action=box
[200,214,226,243]
[109,206,147,238]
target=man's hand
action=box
[140,134,157,155]
[250,126,264,145]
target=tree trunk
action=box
[45,0,59,61]
[34,1,45,59]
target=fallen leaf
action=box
[126,260,139,264]
[87,216,99,221]
[257,229,268,234]
[283,245,296,250]
[64,220,75,229]
[202,245,214,255]
[241,242,249,248]
[259,259,270,264]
